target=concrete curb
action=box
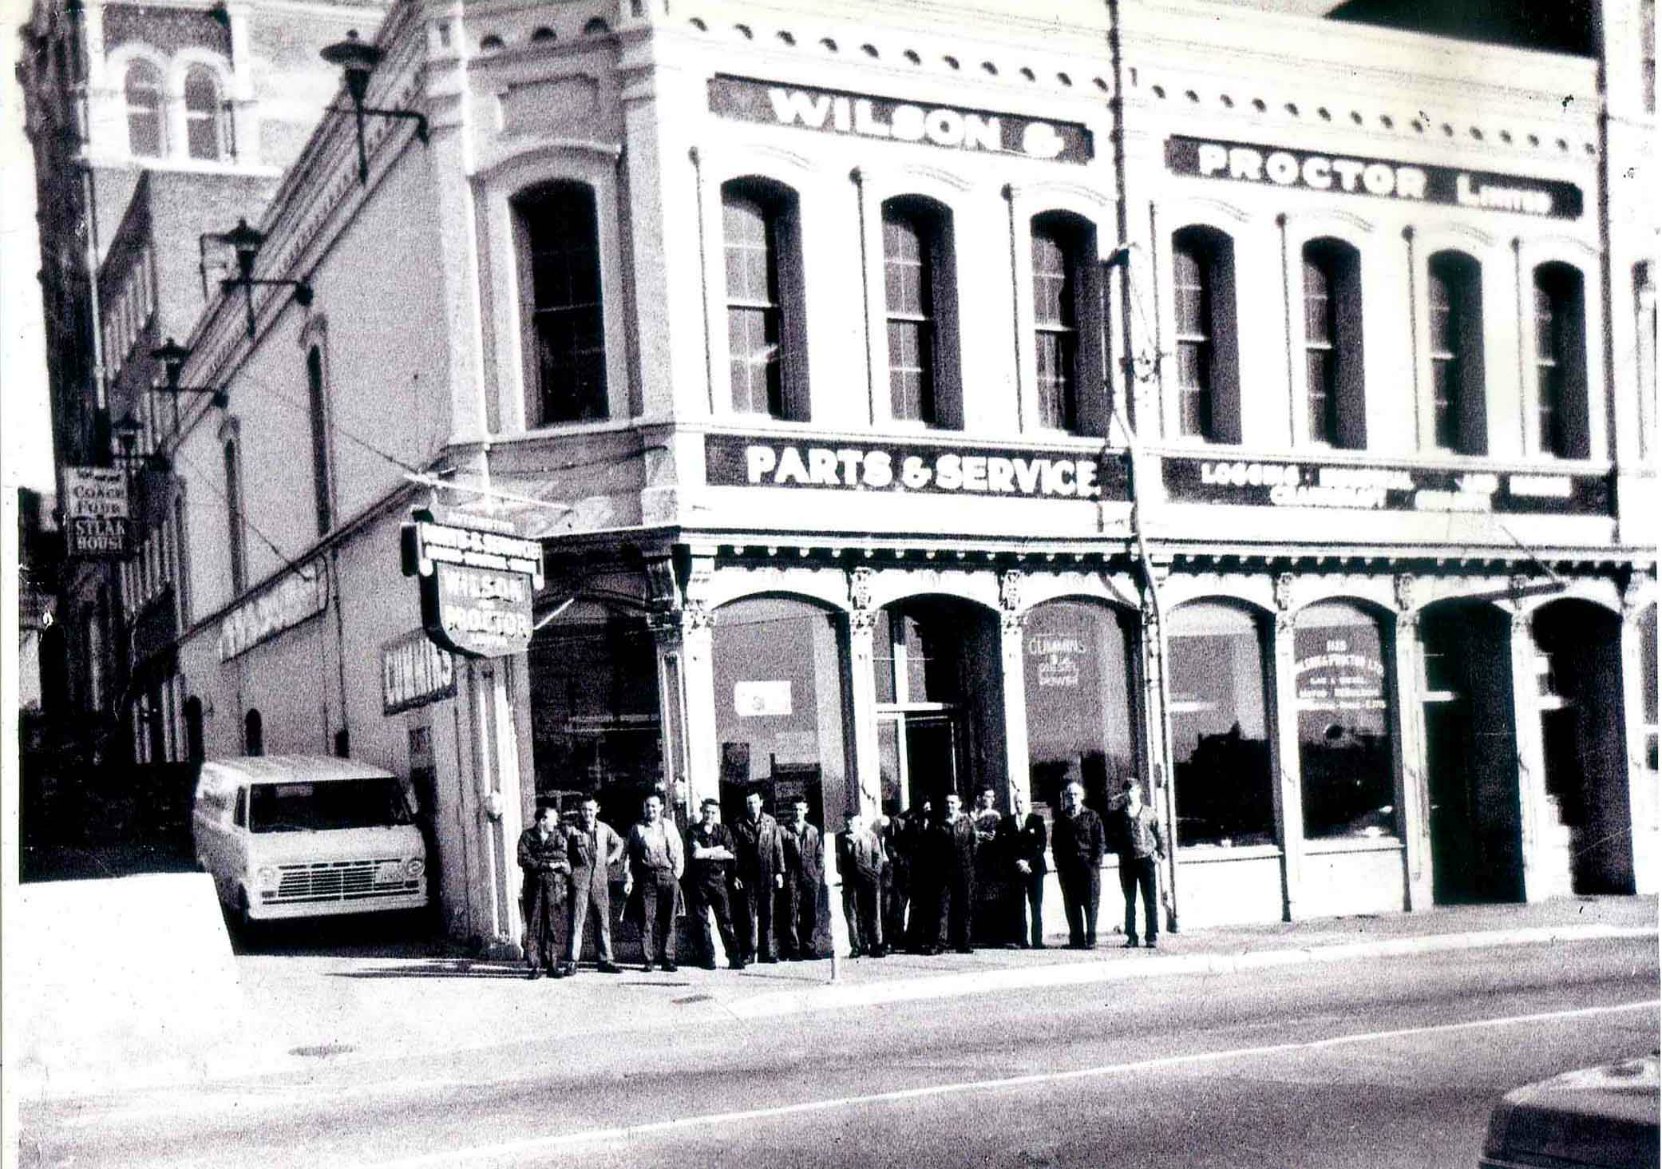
[725,924,1660,1018]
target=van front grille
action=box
[271,859,418,903]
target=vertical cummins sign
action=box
[400,511,543,658]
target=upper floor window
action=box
[1638,263,1657,462]
[183,67,223,161]
[306,345,333,535]
[1031,212,1102,435]
[1643,0,1656,113]
[1427,251,1487,455]
[1532,262,1589,459]
[125,60,165,158]
[223,438,246,595]
[883,197,961,428]
[513,181,606,426]
[722,179,807,420]
[1171,226,1239,443]
[1302,239,1365,449]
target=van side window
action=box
[234,787,248,828]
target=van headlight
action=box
[375,860,406,885]
[405,858,425,879]
[255,866,280,892]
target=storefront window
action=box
[1023,600,1137,816]
[528,603,662,830]
[712,596,850,829]
[1167,602,1274,848]
[1295,602,1397,840]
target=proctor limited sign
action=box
[1162,455,1610,516]
[63,466,131,558]
[401,512,543,659]
[1166,135,1583,220]
[218,559,329,661]
[706,434,1129,501]
[709,75,1094,164]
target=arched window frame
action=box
[1029,210,1105,436]
[1170,226,1240,444]
[881,195,962,429]
[123,57,166,158]
[1300,238,1366,450]
[181,63,225,161]
[222,433,247,597]
[1426,250,1487,455]
[721,176,809,421]
[300,320,336,536]
[1531,261,1590,459]
[511,179,609,426]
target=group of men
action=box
[515,778,1167,980]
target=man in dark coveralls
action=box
[1112,778,1167,949]
[778,797,824,960]
[835,810,887,957]
[685,798,744,969]
[1051,780,1106,949]
[563,796,625,976]
[731,789,785,964]
[925,792,979,954]
[517,804,570,979]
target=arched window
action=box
[183,66,223,161]
[306,345,333,534]
[1532,262,1589,458]
[513,181,607,425]
[1295,602,1397,840]
[184,696,205,762]
[722,179,807,420]
[223,438,246,595]
[1301,239,1365,449]
[1030,212,1103,435]
[1171,227,1239,442]
[125,60,165,157]
[244,708,264,756]
[883,197,961,428]
[1428,251,1487,454]
[1023,600,1137,814]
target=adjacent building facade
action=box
[60,0,1657,946]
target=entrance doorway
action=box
[878,712,963,813]
[1419,603,1523,903]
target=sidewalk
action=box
[26,896,1660,1101]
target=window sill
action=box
[1302,836,1404,856]
[1174,843,1282,863]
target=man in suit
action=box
[835,810,887,958]
[1000,787,1048,949]
[562,796,624,976]
[684,797,744,970]
[624,792,685,972]
[927,792,979,954]
[730,789,785,964]
[778,797,824,960]
[1112,778,1167,949]
[516,803,570,980]
[877,802,912,953]
[1051,780,1106,949]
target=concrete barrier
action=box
[8,873,252,1091]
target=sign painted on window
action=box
[63,466,131,558]
[1027,632,1087,689]
[1166,135,1584,220]
[735,680,793,717]
[1295,637,1387,712]
[382,629,457,715]
[218,558,329,661]
[401,512,544,659]
[709,75,1094,164]
[1162,456,1610,516]
[706,435,1129,501]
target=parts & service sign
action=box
[401,512,544,659]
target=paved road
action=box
[21,939,1658,1169]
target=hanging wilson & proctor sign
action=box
[382,629,457,715]
[706,434,1130,501]
[401,513,543,659]
[1162,455,1611,516]
[1165,135,1583,220]
[218,558,329,661]
[709,75,1094,165]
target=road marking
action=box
[369,998,1660,1168]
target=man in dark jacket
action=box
[1000,788,1048,949]
[926,792,979,954]
[517,804,570,979]
[685,798,744,970]
[835,810,887,957]
[778,797,823,960]
[1051,780,1106,949]
[563,796,624,975]
[1112,778,1167,949]
[730,789,785,964]
[877,803,912,952]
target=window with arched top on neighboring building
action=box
[1532,262,1589,459]
[244,708,264,756]
[513,181,607,425]
[124,60,165,157]
[1428,251,1487,455]
[883,196,961,428]
[223,438,246,595]
[722,178,808,420]
[306,344,333,535]
[1030,212,1103,436]
[1171,226,1239,443]
[1301,239,1366,449]
[183,66,223,160]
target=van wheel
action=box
[230,891,257,945]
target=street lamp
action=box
[217,218,313,339]
[320,29,429,184]
[150,338,229,433]
[110,414,145,480]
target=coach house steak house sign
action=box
[1167,135,1583,220]
[709,75,1094,164]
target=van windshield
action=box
[249,777,412,833]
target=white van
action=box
[192,755,428,929]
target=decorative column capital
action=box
[1393,572,1417,614]
[1273,571,1296,614]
